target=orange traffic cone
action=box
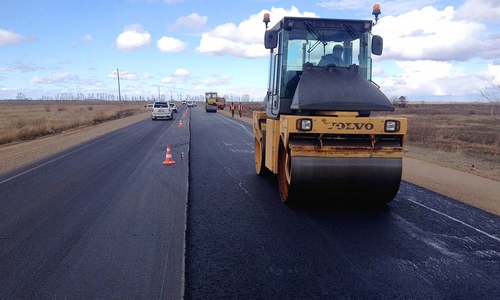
[163,144,176,165]
[179,119,183,128]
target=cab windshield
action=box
[279,20,374,98]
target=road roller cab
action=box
[253,5,407,204]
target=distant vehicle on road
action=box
[169,103,178,112]
[217,97,226,110]
[151,102,173,120]
[145,103,154,108]
[187,100,196,107]
[204,92,218,113]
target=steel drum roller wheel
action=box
[278,141,295,203]
[290,156,402,204]
[255,128,271,176]
[255,137,266,176]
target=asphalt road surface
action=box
[1,105,499,299]
[0,109,189,299]
[184,107,500,299]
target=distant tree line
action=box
[221,94,251,102]
[13,92,255,102]
[14,92,168,102]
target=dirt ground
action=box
[1,109,499,217]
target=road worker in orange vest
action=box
[230,102,235,117]
[238,103,243,117]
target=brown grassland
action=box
[0,100,145,145]
[1,100,499,182]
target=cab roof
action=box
[270,16,373,33]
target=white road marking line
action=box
[407,198,500,243]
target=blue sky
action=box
[1,0,500,103]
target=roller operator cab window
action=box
[279,19,374,99]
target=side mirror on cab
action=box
[372,35,383,56]
[264,30,278,49]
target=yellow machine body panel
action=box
[260,115,406,173]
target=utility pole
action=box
[117,69,122,101]
[158,85,160,101]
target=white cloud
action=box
[374,6,487,62]
[168,13,207,32]
[0,29,25,45]
[28,76,44,84]
[486,63,500,86]
[316,0,439,16]
[397,60,453,89]
[83,34,92,42]
[202,74,232,86]
[308,1,500,63]
[316,0,366,11]
[161,68,191,84]
[359,1,500,101]
[157,36,187,52]
[107,70,151,80]
[351,1,500,101]
[12,61,34,72]
[195,6,318,58]
[378,60,486,99]
[115,24,151,51]
[29,72,79,84]
[455,0,500,22]
[173,68,190,76]
[72,34,93,46]
[162,77,184,83]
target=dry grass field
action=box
[388,103,499,160]
[0,100,146,145]
[386,103,499,181]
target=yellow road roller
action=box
[205,92,218,113]
[253,5,407,204]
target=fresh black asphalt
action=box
[184,107,500,299]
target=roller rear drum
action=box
[278,148,402,204]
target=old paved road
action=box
[0,107,189,299]
[1,105,499,299]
